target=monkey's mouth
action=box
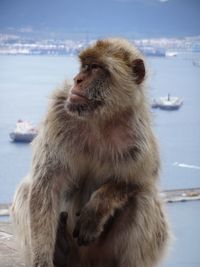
[68,89,89,104]
[66,88,103,116]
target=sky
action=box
[0,0,200,39]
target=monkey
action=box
[11,38,170,267]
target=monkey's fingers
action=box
[73,219,99,246]
[60,212,68,223]
[58,212,68,230]
[73,221,90,246]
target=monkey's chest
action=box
[67,116,135,165]
[64,125,136,198]
[82,130,136,167]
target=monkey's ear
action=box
[132,59,145,84]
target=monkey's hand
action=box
[73,202,108,246]
[73,180,138,246]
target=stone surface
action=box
[0,222,24,267]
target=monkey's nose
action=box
[75,78,83,85]
[74,73,86,85]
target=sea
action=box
[0,53,200,267]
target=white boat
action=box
[165,51,178,57]
[152,94,183,110]
[10,120,38,142]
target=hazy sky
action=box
[0,0,200,38]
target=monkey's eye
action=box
[91,64,100,70]
[81,64,89,72]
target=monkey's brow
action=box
[81,57,104,65]
[81,62,106,71]
[81,61,99,66]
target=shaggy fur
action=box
[11,38,170,267]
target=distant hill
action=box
[0,0,200,39]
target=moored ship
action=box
[9,120,38,142]
[152,94,183,110]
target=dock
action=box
[1,187,200,217]
[0,187,200,266]
[161,187,200,203]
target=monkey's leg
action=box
[11,178,32,266]
[53,212,81,267]
[29,174,63,267]
[73,180,139,246]
[117,189,170,267]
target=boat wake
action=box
[173,162,200,170]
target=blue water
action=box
[0,55,78,203]
[0,54,200,266]
[149,56,200,190]
[163,201,200,267]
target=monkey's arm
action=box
[73,180,139,246]
[28,137,64,267]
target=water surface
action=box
[0,54,200,267]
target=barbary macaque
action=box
[11,38,170,267]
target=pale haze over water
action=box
[0,54,200,267]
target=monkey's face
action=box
[66,62,109,117]
[65,39,146,118]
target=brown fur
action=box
[11,38,170,267]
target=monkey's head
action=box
[66,38,146,118]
